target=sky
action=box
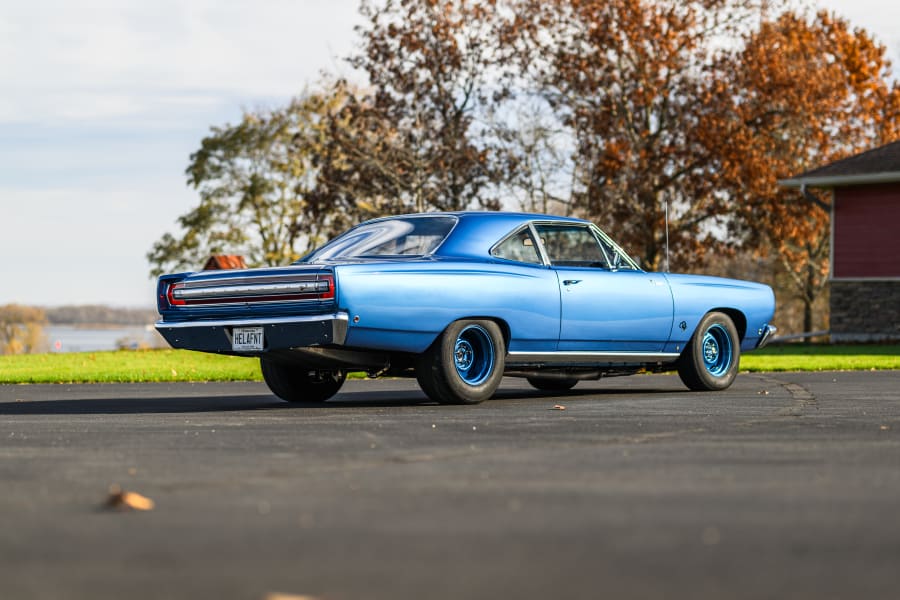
[1,0,898,308]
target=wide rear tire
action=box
[260,359,346,403]
[416,320,505,404]
[677,311,740,391]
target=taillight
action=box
[166,283,186,306]
[318,275,335,300]
[157,272,334,308]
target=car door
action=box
[533,223,674,352]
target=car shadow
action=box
[0,390,440,415]
[0,382,682,416]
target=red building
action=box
[781,140,900,341]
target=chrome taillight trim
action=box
[172,280,329,301]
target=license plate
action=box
[232,327,264,351]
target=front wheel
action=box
[677,311,740,391]
[416,320,505,404]
[260,359,346,403]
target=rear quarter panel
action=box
[335,260,560,353]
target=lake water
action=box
[45,325,166,353]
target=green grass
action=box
[740,344,900,372]
[0,345,897,384]
[0,349,264,384]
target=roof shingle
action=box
[780,140,900,188]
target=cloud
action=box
[0,0,365,126]
[1,182,196,306]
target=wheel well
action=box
[712,308,747,341]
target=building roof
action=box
[780,140,900,188]
[202,255,247,270]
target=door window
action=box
[533,224,609,268]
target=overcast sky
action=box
[1,0,898,308]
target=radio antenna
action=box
[664,198,670,272]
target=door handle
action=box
[563,279,582,286]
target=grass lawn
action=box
[0,349,264,384]
[740,344,900,372]
[0,345,897,385]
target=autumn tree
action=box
[0,305,47,355]
[148,88,359,277]
[507,0,768,270]
[345,0,509,213]
[719,10,900,331]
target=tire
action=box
[260,359,346,402]
[526,377,578,391]
[416,320,505,404]
[677,311,740,391]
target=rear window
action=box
[301,216,457,261]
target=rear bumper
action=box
[156,313,349,354]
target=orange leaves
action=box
[726,7,899,277]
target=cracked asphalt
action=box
[1,371,899,600]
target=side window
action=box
[533,224,609,268]
[594,229,639,270]
[491,227,543,265]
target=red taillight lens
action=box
[318,275,335,300]
[166,283,186,306]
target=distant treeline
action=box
[43,305,158,325]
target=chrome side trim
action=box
[173,280,328,300]
[156,313,350,344]
[506,351,680,365]
[756,325,777,349]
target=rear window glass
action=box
[301,216,457,261]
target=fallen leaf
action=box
[880,425,891,431]
[266,594,322,600]
[551,405,566,411]
[105,484,155,511]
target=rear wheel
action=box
[416,320,505,404]
[526,377,578,392]
[260,359,346,402]
[677,311,740,391]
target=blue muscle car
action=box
[156,212,776,404]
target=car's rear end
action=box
[155,266,348,355]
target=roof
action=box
[780,140,900,188]
[203,255,248,270]
[362,211,588,223]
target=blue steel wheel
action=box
[677,312,740,391]
[416,319,506,404]
[453,324,495,385]
[701,324,733,377]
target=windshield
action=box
[300,215,458,262]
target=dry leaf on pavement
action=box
[104,484,155,511]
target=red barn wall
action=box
[833,184,900,279]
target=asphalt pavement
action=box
[1,371,899,600]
